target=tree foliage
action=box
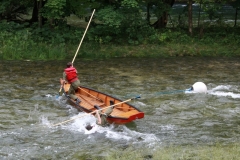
[0,0,239,45]
[0,0,32,21]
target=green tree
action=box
[90,0,153,44]
[0,0,32,22]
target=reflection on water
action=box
[0,57,240,159]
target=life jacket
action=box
[64,67,78,83]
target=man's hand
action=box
[61,80,65,85]
[60,78,66,85]
[97,119,101,124]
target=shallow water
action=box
[0,57,240,159]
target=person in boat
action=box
[85,105,114,130]
[62,62,81,105]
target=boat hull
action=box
[61,82,144,125]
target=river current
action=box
[0,57,240,159]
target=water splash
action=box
[45,94,52,98]
[208,85,240,99]
[39,115,51,127]
[59,112,161,147]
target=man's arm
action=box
[63,72,66,80]
[62,72,68,84]
[95,111,102,125]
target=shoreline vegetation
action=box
[0,20,239,60]
[0,42,239,60]
[74,143,240,160]
[1,11,240,60]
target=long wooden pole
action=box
[51,96,140,127]
[58,85,62,95]
[57,9,95,95]
[57,79,64,98]
[72,9,95,64]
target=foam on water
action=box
[184,84,240,99]
[135,101,147,107]
[48,112,161,146]
[48,95,158,145]
[208,85,240,99]
[45,94,52,98]
[40,115,52,127]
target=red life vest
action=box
[64,67,78,83]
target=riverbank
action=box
[78,43,240,59]
[1,42,239,60]
[75,143,240,159]
[1,22,239,60]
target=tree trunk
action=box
[188,0,193,36]
[197,0,202,28]
[38,0,43,28]
[234,8,238,27]
[147,3,151,24]
[152,0,175,29]
[152,11,168,28]
[30,0,38,23]
[29,0,47,27]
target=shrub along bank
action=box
[0,22,239,60]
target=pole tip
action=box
[135,95,141,99]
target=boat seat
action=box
[76,94,105,110]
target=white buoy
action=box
[192,82,207,93]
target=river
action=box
[0,57,240,159]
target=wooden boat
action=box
[60,80,144,125]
